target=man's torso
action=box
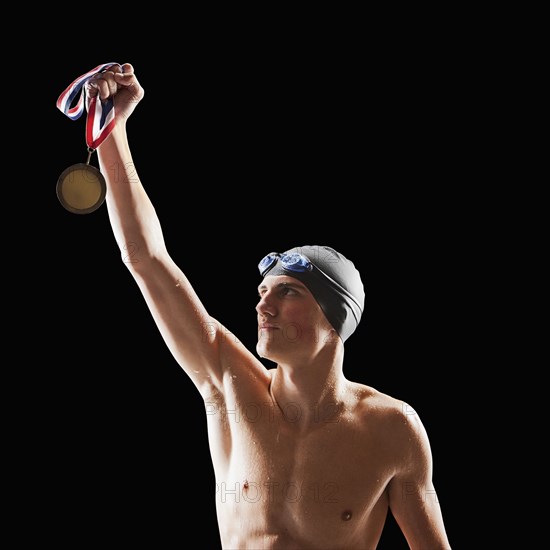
[204,365,406,549]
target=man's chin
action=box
[256,342,268,359]
[256,340,276,361]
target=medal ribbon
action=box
[56,62,120,150]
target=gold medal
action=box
[57,148,106,214]
[56,63,120,214]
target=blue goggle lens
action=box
[281,253,312,272]
[258,254,278,274]
[258,252,313,275]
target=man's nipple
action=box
[341,510,353,521]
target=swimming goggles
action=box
[258,252,314,276]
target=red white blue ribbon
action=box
[56,62,120,150]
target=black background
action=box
[26,36,479,548]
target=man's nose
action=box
[256,292,277,317]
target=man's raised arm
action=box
[89,63,244,395]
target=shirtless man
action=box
[85,63,452,549]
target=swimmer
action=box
[79,62,452,549]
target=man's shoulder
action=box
[346,381,419,429]
[347,381,404,412]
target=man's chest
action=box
[224,417,395,514]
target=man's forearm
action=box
[97,122,166,269]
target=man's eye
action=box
[281,287,296,296]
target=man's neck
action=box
[270,349,347,430]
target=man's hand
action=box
[85,63,144,122]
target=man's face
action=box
[255,275,335,362]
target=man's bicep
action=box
[133,261,229,381]
[388,475,451,549]
[387,410,451,548]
